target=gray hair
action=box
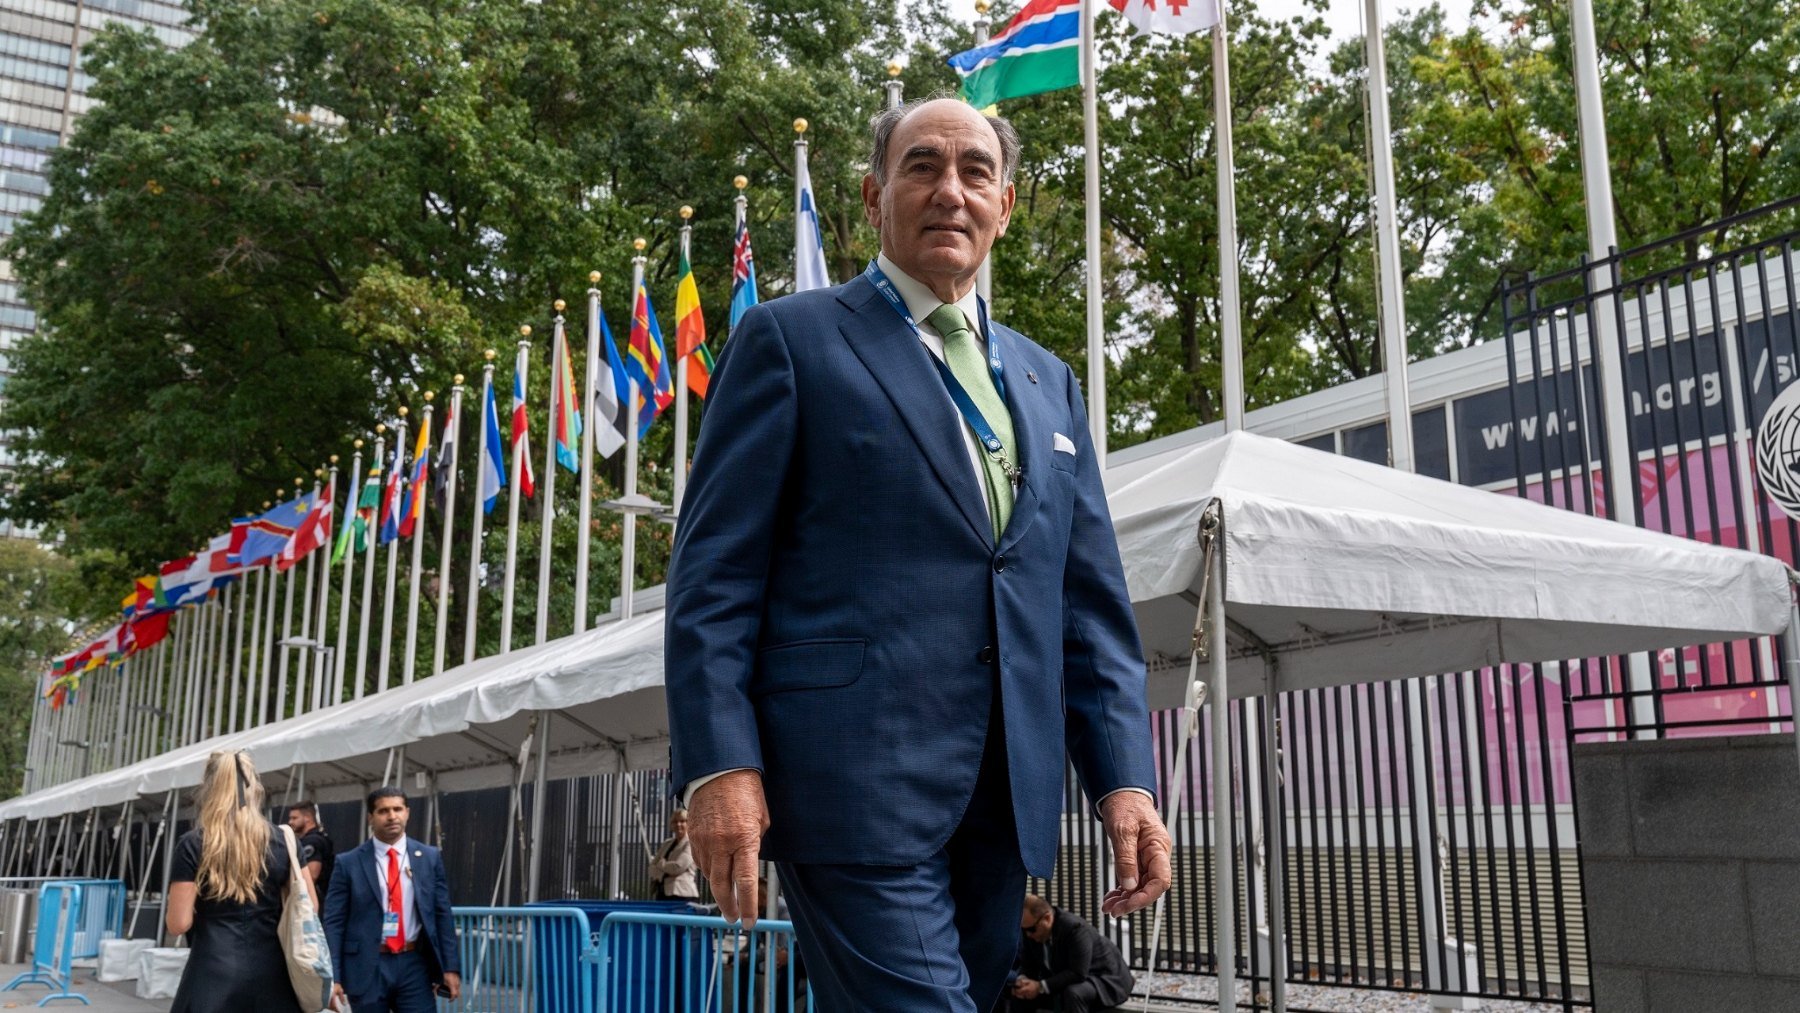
[868,93,1022,187]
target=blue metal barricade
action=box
[594,911,810,1013]
[441,905,595,1013]
[0,879,124,1006]
[53,879,125,961]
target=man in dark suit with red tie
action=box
[323,787,460,1012]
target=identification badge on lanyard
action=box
[383,911,401,939]
[864,262,1020,482]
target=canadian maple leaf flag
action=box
[1109,0,1222,36]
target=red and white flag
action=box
[1108,0,1221,36]
[277,480,335,571]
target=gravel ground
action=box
[1126,971,1584,1011]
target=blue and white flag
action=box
[594,308,629,459]
[480,377,506,514]
[794,146,831,292]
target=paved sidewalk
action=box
[0,963,171,1011]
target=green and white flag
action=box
[947,0,1081,108]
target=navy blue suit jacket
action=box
[665,275,1156,877]
[322,837,460,997]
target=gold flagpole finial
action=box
[484,349,496,362]
[734,175,748,190]
[589,270,602,284]
[794,118,809,135]
[553,299,566,313]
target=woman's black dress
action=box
[168,828,304,1013]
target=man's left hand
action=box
[1012,977,1043,1000]
[440,972,462,1000]
[1099,791,1172,917]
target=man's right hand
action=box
[689,769,770,927]
[330,983,346,1010]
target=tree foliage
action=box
[4,0,1799,627]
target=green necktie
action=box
[926,302,1016,541]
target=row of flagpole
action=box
[25,165,786,793]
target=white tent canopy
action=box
[0,612,670,821]
[1108,431,1793,707]
[6,431,1794,865]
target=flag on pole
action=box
[553,332,583,472]
[237,495,311,568]
[279,480,334,570]
[399,417,430,539]
[730,217,759,331]
[169,533,241,602]
[481,379,506,513]
[675,245,715,398]
[378,439,405,545]
[432,396,458,513]
[511,367,536,499]
[947,0,1082,108]
[333,468,381,563]
[626,281,675,436]
[593,309,629,459]
[794,147,832,292]
[1107,0,1220,35]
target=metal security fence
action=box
[1498,195,1800,739]
[1035,676,1591,1010]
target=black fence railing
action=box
[1499,199,1800,741]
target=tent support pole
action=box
[607,758,627,899]
[1261,675,1286,1013]
[130,792,174,939]
[527,712,552,902]
[159,790,179,945]
[1785,594,1800,773]
[1207,514,1235,1013]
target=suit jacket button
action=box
[978,646,996,664]
[993,555,1007,573]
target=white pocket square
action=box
[1052,432,1078,456]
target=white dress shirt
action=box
[371,835,421,945]
[684,259,1149,810]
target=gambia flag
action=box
[675,246,714,398]
[947,0,1082,109]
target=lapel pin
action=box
[413,850,423,858]
[1026,370,1038,384]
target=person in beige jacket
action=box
[649,809,699,900]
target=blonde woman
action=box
[649,808,698,900]
[165,751,315,1013]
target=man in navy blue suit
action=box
[323,787,461,1012]
[666,96,1172,1012]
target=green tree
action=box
[0,541,80,797]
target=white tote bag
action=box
[277,824,337,1011]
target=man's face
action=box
[862,99,1016,297]
[286,808,314,834]
[1021,909,1052,943]
[368,797,409,843]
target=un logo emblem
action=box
[1755,382,1800,521]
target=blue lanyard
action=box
[864,262,1019,481]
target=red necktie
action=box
[385,847,406,954]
